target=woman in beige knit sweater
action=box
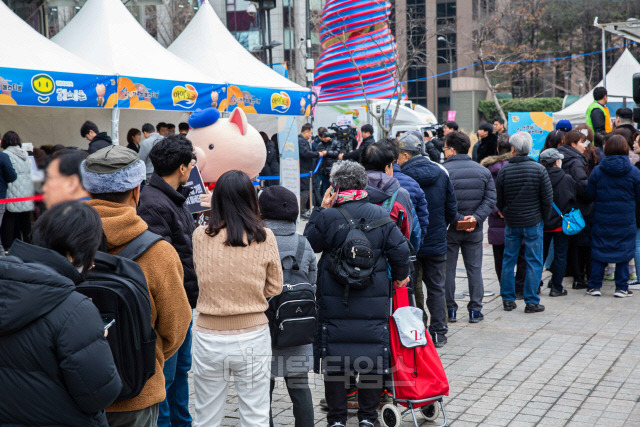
[192,170,283,427]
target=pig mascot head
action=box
[187,107,266,183]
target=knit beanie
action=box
[81,145,146,193]
[259,185,299,221]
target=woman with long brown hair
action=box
[191,170,283,426]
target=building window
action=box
[438,96,450,121]
[473,0,495,19]
[437,34,456,65]
[437,79,450,88]
[436,1,456,27]
[226,0,260,51]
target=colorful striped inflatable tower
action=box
[314,0,404,102]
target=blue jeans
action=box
[589,260,629,291]
[158,320,193,427]
[635,228,640,279]
[501,223,544,305]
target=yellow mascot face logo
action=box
[172,84,198,108]
[31,74,55,104]
[271,92,291,113]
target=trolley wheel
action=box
[420,402,440,421]
[381,403,401,427]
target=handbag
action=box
[552,202,585,236]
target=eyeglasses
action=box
[444,146,453,152]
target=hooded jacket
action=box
[88,200,191,413]
[138,173,198,308]
[365,171,413,239]
[0,241,121,426]
[401,156,457,256]
[304,199,410,375]
[0,150,17,199]
[88,132,113,154]
[496,156,553,228]
[481,152,511,245]
[586,155,640,263]
[443,154,496,224]
[4,145,34,212]
[393,163,429,241]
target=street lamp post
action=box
[437,35,454,120]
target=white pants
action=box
[193,327,272,427]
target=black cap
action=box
[259,185,299,221]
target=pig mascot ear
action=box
[229,107,248,136]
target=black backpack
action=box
[327,206,393,306]
[266,235,317,348]
[76,230,162,402]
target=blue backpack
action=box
[552,203,585,235]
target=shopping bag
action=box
[389,286,449,408]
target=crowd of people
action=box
[0,84,639,427]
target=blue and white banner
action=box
[508,112,554,160]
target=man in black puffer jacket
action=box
[138,134,198,426]
[0,203,122,426]
[443,131,496,324]
[304,161,409,427]
[398,133,458,348]
[539,148,576,297]
[496,132,553,314]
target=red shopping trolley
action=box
[381,286,449,427]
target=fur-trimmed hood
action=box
[481,152,512,167]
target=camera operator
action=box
[424,121,459,163]
[339,124,375,163]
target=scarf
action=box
[335,190,368,206]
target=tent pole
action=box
[111,78,120,145]
[601,27,606,88]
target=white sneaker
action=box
[628,280,640,290]
[614,289,633,298]
[586,288,602,296]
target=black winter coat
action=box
[88,132,113,154]
[318,138,349,176]
[304,199,410,375]
[558,145,592,217]
[259,140,280,187]
[299,135,320,190]
[544,166,576,231]
[496,156,553,228]
[0,241,121,426]
[138,173,198,307]
[0,150,17,199]
[476,134,498,164]
[343,135,375,163]
[443,154,496,224]
[401,156,457,256]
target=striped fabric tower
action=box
[314,0,405,102]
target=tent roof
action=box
[168,0,304,90]
[0,1,104,74]
[596,19,640,43]
[553,49,640,124]
[52,0,213,83]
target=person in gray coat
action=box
[443,131,496,323]
[259,185,317,427]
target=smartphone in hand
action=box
[102,317,115,331]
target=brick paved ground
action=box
[189,225,640,426]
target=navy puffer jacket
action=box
[0,241,122,426]
[443,154,496,224]
[401,156,457,256]
[304,199,410,375]
[586,155,640,263]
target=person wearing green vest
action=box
[586,87,612,135]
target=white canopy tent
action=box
[0,0,116,147]
[168,0,304,92]
[553,49,640,124]
[49,0,214,144]
[553,49,640,126]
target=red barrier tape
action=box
[0,195,44,204]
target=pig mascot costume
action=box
[187,107,266,183]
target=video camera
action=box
[328,123,358,143]
[424,123,445,139]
